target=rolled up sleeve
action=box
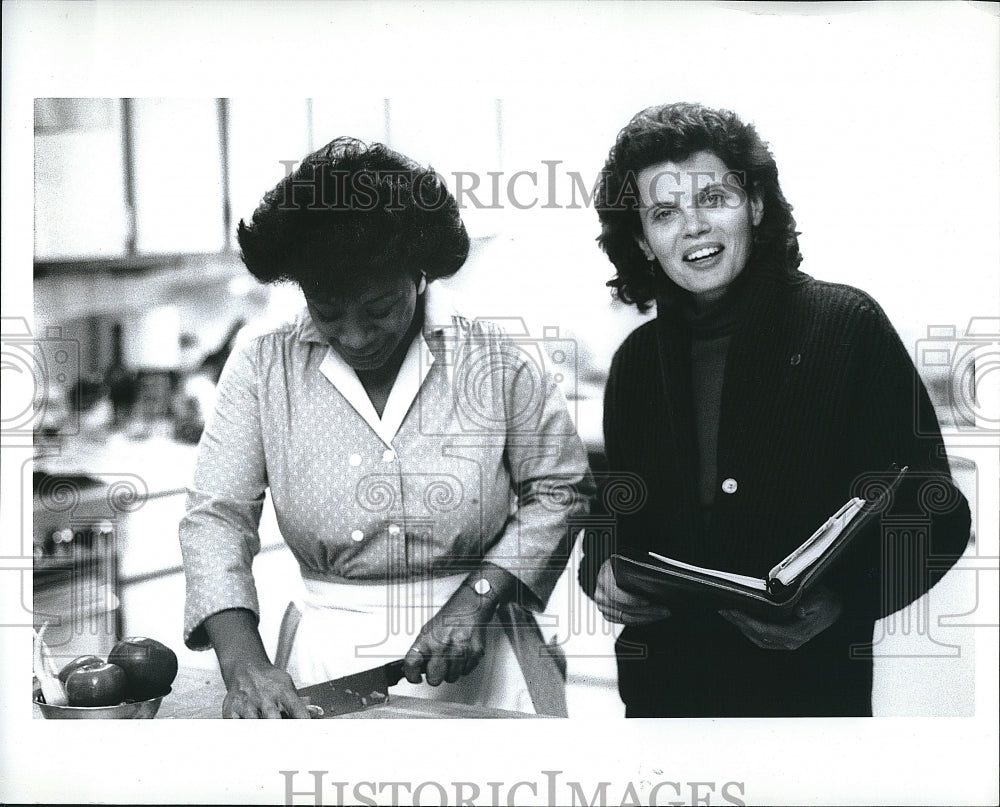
[484,340,595,610]
[179,339,267,650]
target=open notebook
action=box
[611,466,907,616]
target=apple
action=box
[65,662,128,707]
[58,655,104,684]
[108,637,178,700]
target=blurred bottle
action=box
[104,322,137,430]
[75,372,113,435]
[32,379,71,440]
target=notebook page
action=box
[769,497,866,587]
[647,552,769,592]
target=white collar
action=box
[312,284,462,447]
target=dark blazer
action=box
[580,269,971,716]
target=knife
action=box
[295,659,406,718]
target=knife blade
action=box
[296,659,406,718]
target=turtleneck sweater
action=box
[680,289,741,529]
[579,267,970,716]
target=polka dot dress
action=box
[178,289,592,651]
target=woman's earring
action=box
[417,274,427,294]
[646,256,657,275]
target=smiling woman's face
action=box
[635,150,763,305]
[305,274,419,371]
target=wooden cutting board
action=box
[157,666,548,719]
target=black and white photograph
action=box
[2,1,998,805]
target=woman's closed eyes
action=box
[311,297,401,323]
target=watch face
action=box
[472,578,492,596]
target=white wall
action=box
[440,6,999,376]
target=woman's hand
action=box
[719,584,843,650]
[404,589,490,686]
[403,563,515,686]
[204,608,310,718]
[221,658,311,719]
[592,558,672,625]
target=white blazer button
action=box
[721,478,738,494]
[350,529,364,542]
[387,524,401,536]
[383,449,396,463]
[349,454,362,467]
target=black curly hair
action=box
[596,102,803,312]
[236,137,470,299]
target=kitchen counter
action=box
[34,432,200,499]
[34,430,289,584]
[32,666,547,719]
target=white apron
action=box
[287,574,567,715]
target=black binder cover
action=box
[611,466,907,617]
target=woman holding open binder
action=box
[579,102,971,716]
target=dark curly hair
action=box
[596,102,803,311]
[237,137,469,299]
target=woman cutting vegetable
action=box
[179,138,592,718]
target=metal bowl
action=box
[35,690,169,719]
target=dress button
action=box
[387,523,401,536]
[721,478,738,494]
[349,454,362,467]
[382,449,396,463]
[350,529,364,542]
[790,353,802,366]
